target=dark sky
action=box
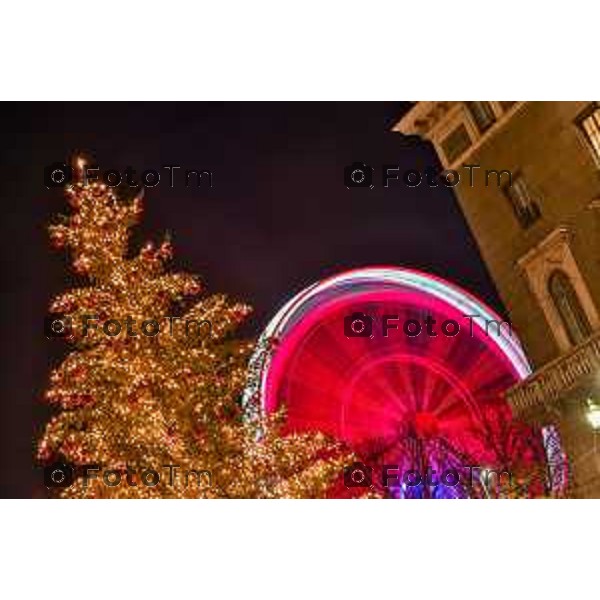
[0,102,502,498]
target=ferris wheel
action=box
[246,266,548,498]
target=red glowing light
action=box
[255,267,545,496]
[414,412,439,438]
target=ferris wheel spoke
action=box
[258,267,534,498]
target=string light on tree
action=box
[38,161,353,498]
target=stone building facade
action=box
[394,101,600,497]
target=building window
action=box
[502,173,541,229]
[440,124,472,164]
[548,270,593,346]
[466,101,497,133]
[577,103,600,165]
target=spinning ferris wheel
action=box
[245,266,553,498]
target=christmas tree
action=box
[38,172,350,498]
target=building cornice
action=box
[516,226,571,271]
[392,101,459,137]
[392,101,527,169]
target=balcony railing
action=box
[507,331,600,415]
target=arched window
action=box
[548,270,592,346]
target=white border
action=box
[0,1,597,99]
[3,500,597,599]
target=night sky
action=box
[0,102,503,498]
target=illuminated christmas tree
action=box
[37,171,350,498]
